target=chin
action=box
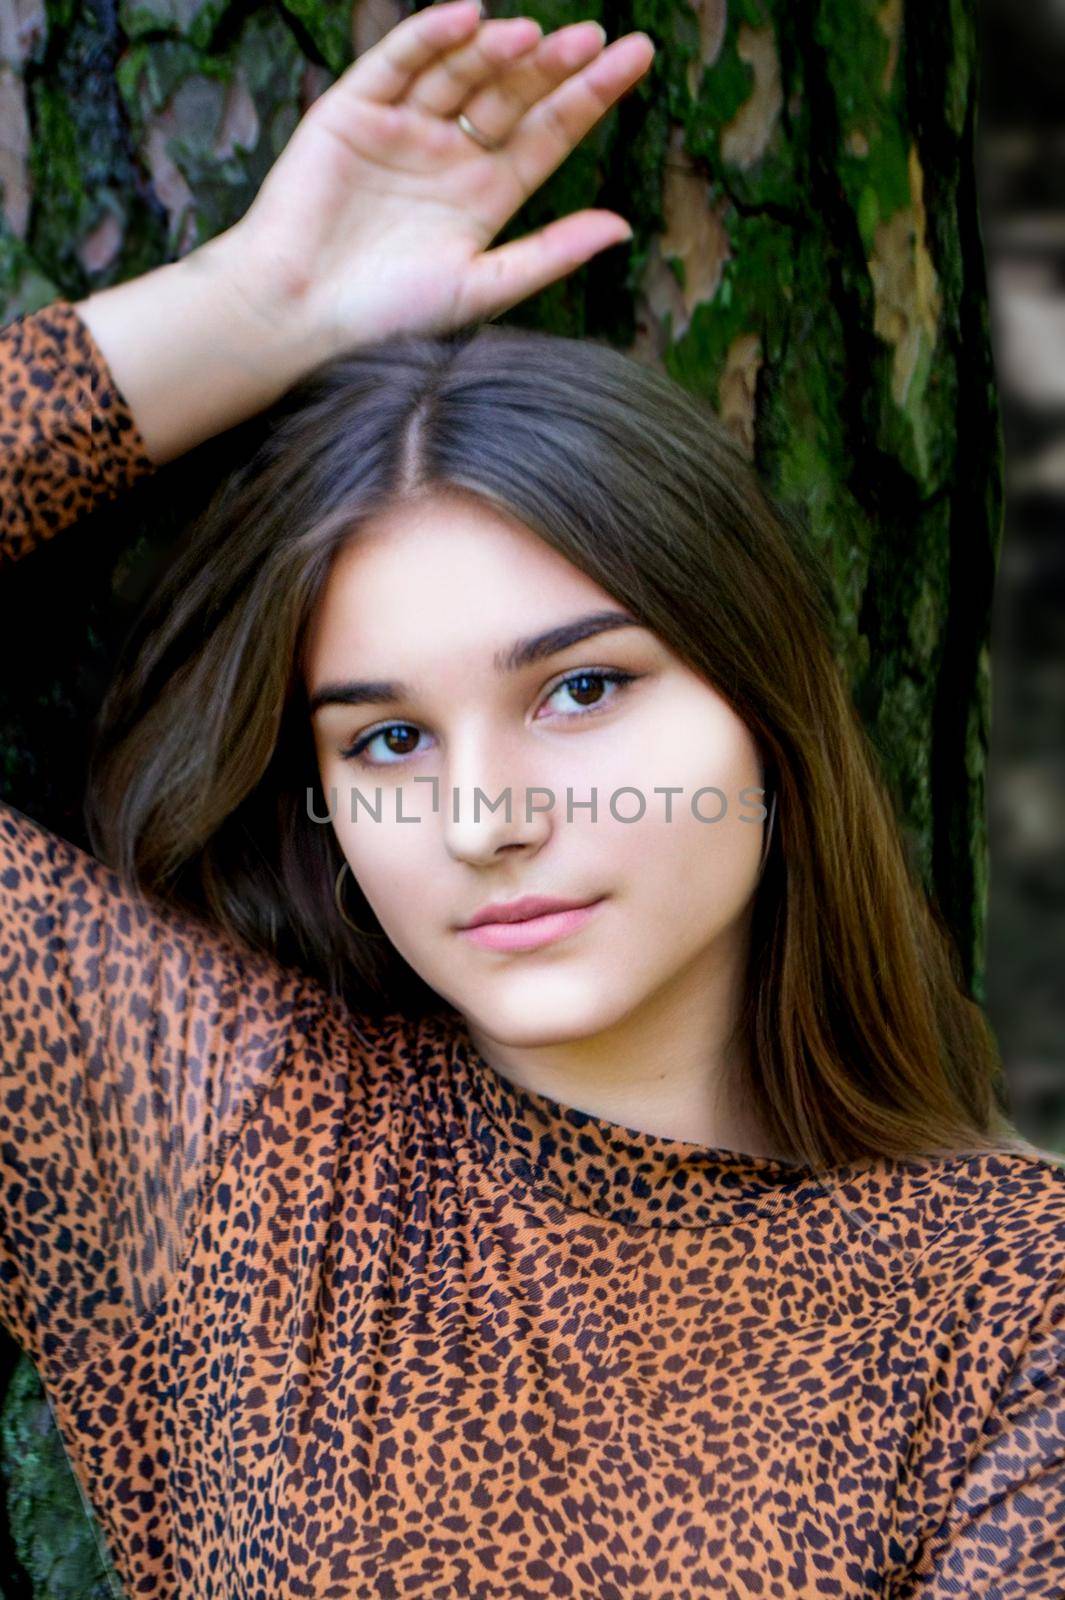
[465,985,624,1049]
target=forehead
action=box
[305,496,617,666]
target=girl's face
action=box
[304,491,769,1059]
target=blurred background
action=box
[980,0,1065,1149]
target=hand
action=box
[219,0,655,353]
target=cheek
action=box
[586,694,764,836]
[333,814,421,891]
[616,800,762,903]
[595,709,765,919]
[327,789,449,949]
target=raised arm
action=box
[71,227,335,468]
[0,300,157,564]
[71,1,650,469]
[0,0,652,1386]
[0,797,313,1387]
[8,4,651,492]
[0,283,346,1386]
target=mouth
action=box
[456,897,607,953]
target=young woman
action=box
[1,4,1062,1596]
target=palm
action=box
[247,104,530,338]
[231,0,654,346]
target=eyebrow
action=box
[307,607,642,716]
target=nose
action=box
[440,730,552,866]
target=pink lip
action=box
[458,898,606,951]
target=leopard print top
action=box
[0,300,1063,1599]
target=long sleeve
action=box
[0,302,309,1390]
[0,299,157,563]
[887,1265,1065,1598]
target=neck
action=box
[461,915,786,1158]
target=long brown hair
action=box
[84,321,1043,1173]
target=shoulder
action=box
[816,1143,1065,1304]
[931,1144,1065,1248]
[832,1140,1065,1233]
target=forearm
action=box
[73,226,333,468]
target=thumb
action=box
[463,210,634,323]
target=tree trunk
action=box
[0,0,1001,1590]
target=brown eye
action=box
[539,669,638,720]
[567,674,608,706]
[341,722,427,765]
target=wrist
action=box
[74,228,336,467]
[177,223,337,391]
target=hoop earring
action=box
[759,791,778,870]
[334,860,387,938]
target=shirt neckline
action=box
[434,1010,829,1229]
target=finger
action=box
[460,210,634,324]
[451,20,613,148]
[338,0,483,106]
[405,17,546,119]
[495,34,654,198]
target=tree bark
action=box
[0,0,1001,1590]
